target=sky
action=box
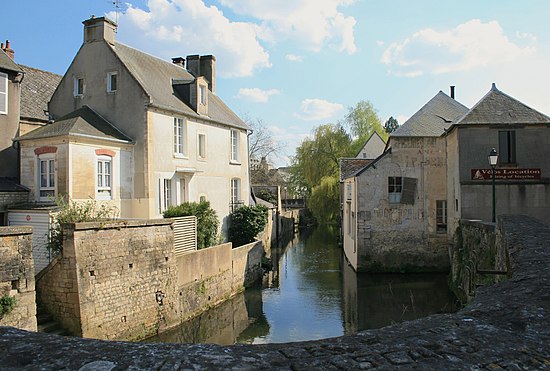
[3,0,550,167]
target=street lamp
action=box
[488,148,498,223]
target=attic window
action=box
[199,84,207,106]
[107,72,117,93]
[74,77,84,97]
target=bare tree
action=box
[246,117,285,164]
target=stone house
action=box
[446,84,550,232]
[341,91,468,272]
[15,16,250,238]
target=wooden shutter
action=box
[400,177,417,204]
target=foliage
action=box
[308,176,340,224]
[384,116,399,134]
[49,196,119,254]
[228,205,269,247]
[290,124,353,222]
[342,100,387,142]
[0,295,16,316]
[256,189,277,204]
[246,116,286,164]
[163,201,219,249]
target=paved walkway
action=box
[1,215,549,370]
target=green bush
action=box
[163,201,219,249]
[49,196,119,254]
[229,205,268,248]
[0,295,16,316]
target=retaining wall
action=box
[0,226,36,331]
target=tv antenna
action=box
[112,0,121,30]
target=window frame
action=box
[199,84,207,106]
[74,77,84,97]
[388,176,403,204]
[198,133,207,160]
[173,117,187,157]
[0,72,7,115]
[436,200,447,233]
[38,154,56,201]
[107,71,118,93]
[230,178,241,204]
[230,129,240,163]
[96,155,113,200]
[498,130,516,164]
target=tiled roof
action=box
[0,49,23,73]
[111,42,248,130]
[453,83,550,126]
[339,158,373,181]
[19,65,62,123]
[392,91,469,137]
[16,105,133,143]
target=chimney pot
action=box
[450,85,455,99]
[172,57,185,68]
[2,39,15,60]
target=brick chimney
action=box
[1,40,15,60]
[83,16,117,46]
[200,55,216,93]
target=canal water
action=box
[145,226,458,345]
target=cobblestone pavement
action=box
[1,215,549,370]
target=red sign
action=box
[26,215,31,221]
[471,168,541,180]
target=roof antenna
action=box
[112,0,120,31]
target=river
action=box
[145,226,459,345]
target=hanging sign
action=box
[471,168,541,180]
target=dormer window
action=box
[74,77,84,97]
[199,84,207,105]
[107,72,117,93]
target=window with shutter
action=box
[400,177,417,204]
[0,72,7,114]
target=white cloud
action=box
[219,0,357,54]
[236,88,281,103]
[286,54,304,62]
[294,98,343,121]
[110,0,271,77]
[381,19,535,77]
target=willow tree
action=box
[290,124,353,222]
[343,100,387,143]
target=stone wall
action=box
[0,226,36,331]
[37,219,178,340]
[449,219,507,303]
[36,219,263,341]
[0,191,29,210]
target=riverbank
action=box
[1,214,548,369]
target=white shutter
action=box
[0,72,7,114]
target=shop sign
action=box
[471,168,541,180]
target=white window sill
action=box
[229,160,241,165]
[173,153,189,160]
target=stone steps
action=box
[36,305,71,336]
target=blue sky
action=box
[3,0,550,166]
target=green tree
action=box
[228,205,269,247]
[290,124,353,222]
[342,100,387,142]
[164,201,219,249]
[384,116,399,134]
[308,176,340,224]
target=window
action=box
[159,178,172,213]
[0,72,7,115]
[74,77,84,96]
[388,177,402,204]
[97,156,112,199]
[230,130,240,162]
[173,118,187,156]
[107,72,117,92]
[230,178,241,212]
[198,133,206,159]
[499,130,516,164]
[436,200,447,233]
[388,177,417,205]
[199,85,207,105]
[199,195,207,203]
[38,156,55,200]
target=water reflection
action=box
[145,226,458,345]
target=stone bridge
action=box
[0,215,549,370]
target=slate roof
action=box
[111,42,248,130]
[0,178,29,192]
[339,158,373,181]
[452,83,550,127]
[16,105,132,143]
[0,49,23,73]
[392,91,469,137]
[19,65,62,123]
